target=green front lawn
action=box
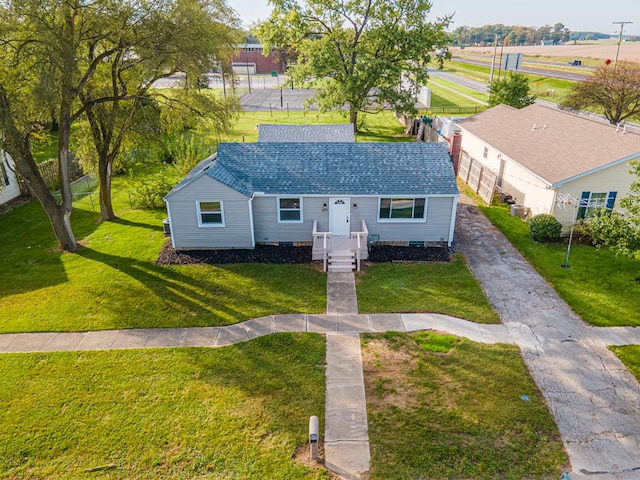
[480,204,640,327]
[356,255,501,324]
[0,334,329,479]
[612,345,640,381]
[0,170,326,333]
[363,332,568,479]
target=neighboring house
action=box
[457,104,640,229]
[0,150,21,206]
[258,124,355,143]
[164,142,459,271]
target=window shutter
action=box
[577,191,590,220]
[606,191,617,210]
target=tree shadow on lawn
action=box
[0,202,104,297]
[76,247,322,330]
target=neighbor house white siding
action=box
[0,152,21,206]
[552,158,638,229]
[166,176,252,250]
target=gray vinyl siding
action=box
[253,196,329,242]
[351,196,456,243]
[253,194,455,243]
[166,176,252,249]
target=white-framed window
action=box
[196,201,225,227]
[577,191,616,219]
[278,197,303,222]
[378,198,427,222]
[483,146,489,159]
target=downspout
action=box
[448,195,459,247]
[248,193,256,248]
[166,201,176,248]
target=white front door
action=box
[329,197,350,237]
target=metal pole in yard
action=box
[613,21,633,68]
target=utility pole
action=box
[489,34,499,85]
[613,21,633,68]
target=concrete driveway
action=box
[455,194,640,479]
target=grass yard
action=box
[356,255,501,324]
[207,110,409,144]
[612,345,640,382]
[428,77,488,105]
[362,331,568,479]
[0,169,326,333]
[444,60,576,105]
[0,333,329,479]
[479,204,640,327]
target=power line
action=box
[613,21,633,68]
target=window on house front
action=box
[197,201,224,226]
[483,146,489,159]
[0,163,9,186]
[378,198,426,221]
[278,197,302,222]
[577,191,617,219]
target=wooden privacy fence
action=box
[35,155,84,191]
[458,152,497,205]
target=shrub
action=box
[587,211,640,259]
[127,168,178,209]
[529,214,562,242]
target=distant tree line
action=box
[450,23,610,47]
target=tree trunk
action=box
[98,153,116,221]
[350,108,359,133]
[0,85,78,251]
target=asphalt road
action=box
[452,56,589,82]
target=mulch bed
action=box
[157,241,449,265]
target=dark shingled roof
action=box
[191,142,458,197]
[257,124,356,142]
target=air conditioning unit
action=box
[162,218,171,235]
[510,205,527,218]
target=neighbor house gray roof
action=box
[458,104,640,186]
[166,142,458,199]
[257,124,355,143]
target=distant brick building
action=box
[231,44,285,75]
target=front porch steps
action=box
[328,250,356,272]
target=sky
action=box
[227,0,640,35]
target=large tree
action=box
[488,72,536,108]
[257,0,451,131]
[76,0,240,221]
[0,0,240,248]
[0,0,95,251]
[561,61,640,125]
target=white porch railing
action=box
[312,220,368,272]
[312,220,331,271]
[350,220,368,272]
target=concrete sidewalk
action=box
[455,195,640,478]
[0,313,513,354]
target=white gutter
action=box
[448,194,459,247]
[248,193,256,248]
[166,202,176,248]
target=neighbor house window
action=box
[278,197,302,222]
[197,201,224,226]
[483,146,489,159]
[378,198,426,221]
[577,191,617,219]
[0,162,9,186]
